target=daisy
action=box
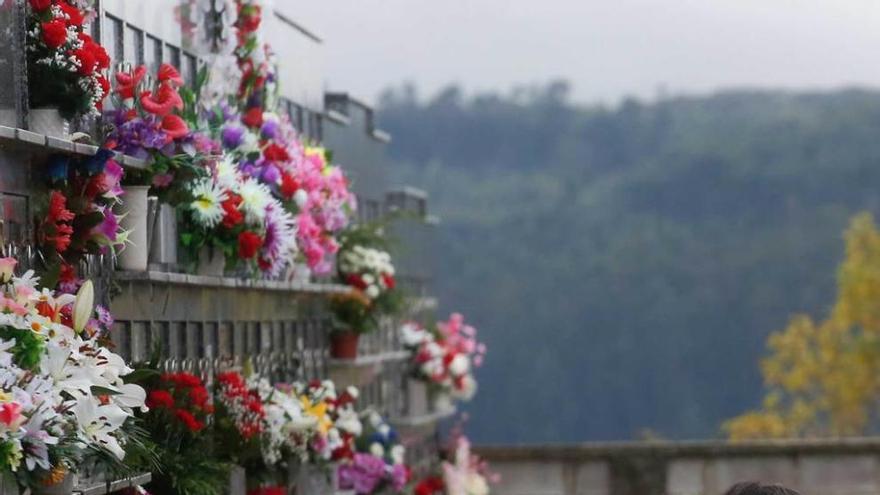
[188,178,227,228]
[239,178,271,224]
[259,200,298,277]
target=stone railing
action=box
[476,438,880,495]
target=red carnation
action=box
[161,114,190,140]
[346,274,368,291]
[58,2,84,26]
[242,108,263,128]
[97,75,110,98]
[221,194,244,228]
[28,0,51,10]
[263,143,289,163]
[41,20,68,49]
[414,477,445,495]
[238,231,263,259]
[280,174,299,199]
[157,63,184,86]
[73,46,96,75]
[382,273,396,290]
[146,390,175,409]
[175,409,204,432]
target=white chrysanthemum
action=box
[215,155,241,190]
[189,179,227,228]
[239,179,271,224]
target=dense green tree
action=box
[378,85,880,443]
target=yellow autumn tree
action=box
[725,213,880,440]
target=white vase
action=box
[27,108,69,139]
[228,465,246,495]
[196,245,225,277]
[296,464,337,495]
[407,378,430,416]
[116,186,151,271]
[434,392,453,412]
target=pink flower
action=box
[0,402,22,429]
[0,257,15,283]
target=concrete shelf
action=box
[115,270,350,295]
[0,125,149,169]
[75,472,152,495]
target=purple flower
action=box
[92,207,119,243]
[261,163,281,185]
[391,464,408,492]
[221,123,246,149]
[260,119,280,140]
[338,453,387,495]
[96,305,114,328]
[107,110,168,159]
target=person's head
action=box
[724,482,802,495]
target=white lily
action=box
[72,280,94,333]
[72,398,129,460]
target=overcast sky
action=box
[288,0,880,106]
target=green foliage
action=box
[0,327,45,371]
[379,84,880,443]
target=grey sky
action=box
[289,0,880,105]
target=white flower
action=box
[365,285,380,299]
[335,409,362,436]
[293,189,308,209]
[369,442,385,458]
[72,280,94,333]
[72,398,129,460]
[391,445,406,465]
[449,355,471,376]
[189,178,227,228]
[239,179,271,224]
[214,156,241,190]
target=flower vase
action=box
[27,108,69,139]
[407,378,431,416]
[329,330,359,359]
[116,185,151,272]
[434,392,454,412]
[196,245,226,277]
[228,465,246,495]
[32,472,75,495]
[295,464,337,495]
[0,473,19,495]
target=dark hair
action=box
[724,482,802,495]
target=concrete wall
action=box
[476,439,880,495]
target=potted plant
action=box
[329,226,402,359]
[26,0,110,136]
[337,412,410,494]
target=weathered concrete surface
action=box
[476,438,880,495]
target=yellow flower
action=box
[300,396,332,435]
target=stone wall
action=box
[476,438,880,495]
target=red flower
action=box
[346,274,368,291]
[28,0,51,11]
[157,63,184,87]
[189,386,210,409]
[59,262,75,285]
[146,390,175,409]
[78,34,110,71]
[263,143,289,163]
[44,191,74,253]
[41,20,68,49]
[175,409,204,432]
[97,75,110,97]
[115,66,147,100]
[58,2,84,26]
[242,108,263,128]
[161,114,190,140]
[280,174,299,199]
[415,477,445,495]
[141,82,183,117]
[221,194,244,228]
[238,231,263,259]
[73,46,96,75]
[382,273,396,290]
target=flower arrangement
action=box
[441,435,495,495]
[400,314,486,403]
[338,411,409,494]
[38,150,125,289]
[26,0,110,119]
[329,225,403,353]
[178,153,298,277]
[290,380,361,464]
[0,260,146,490]
[105,63,217,201]
[137,371,228,495]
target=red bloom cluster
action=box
[216,372,265,440]
[238,231,264,260]
[414,476,445,495]
[42,191,74,253]
[145,372,213,433]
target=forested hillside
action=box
[377,83,880,443]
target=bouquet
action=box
[292,380,361,464]
[38,150,125,290]
[26,0,110,119]
[0,260,146,490]
[137,371,228,495]
[338,411,409,494]
[400,314,486,402]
